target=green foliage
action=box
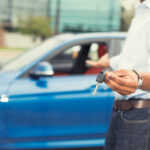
[18,16,53,39]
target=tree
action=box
[18,16,53,40]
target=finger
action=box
[105,78,136,94]
[109,79,136,93]
[85,60,91,63]
[105,81,134,95]
[110,74,138,88]
[85,60,90,64]
[85,60,95,66]
[105,72,111,81]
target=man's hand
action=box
[104,69,139,95]
[85,53,110,68]
[85,60,100,68]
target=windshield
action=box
[1,34,73,71]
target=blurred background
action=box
[0,0,137,65]
[0,1,139,149]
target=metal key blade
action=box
[93,83,100,95]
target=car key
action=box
[93,71,106,95]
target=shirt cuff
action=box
[109,55,120,70]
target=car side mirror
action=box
[30,61,54,79]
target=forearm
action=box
[141,72,150,91]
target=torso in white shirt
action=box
[109,0,150,100]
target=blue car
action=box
[0,32,126,149]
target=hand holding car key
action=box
[93,71,106,95]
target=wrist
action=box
[98,60,110,68]
[132,70,143,89]
[140,72,145,89]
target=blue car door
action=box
[6,74,114,147]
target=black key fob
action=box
[96,71,105,83]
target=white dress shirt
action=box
[110,0,150,100]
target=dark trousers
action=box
[104,108,150,150]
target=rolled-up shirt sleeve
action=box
[109,55,120,70]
